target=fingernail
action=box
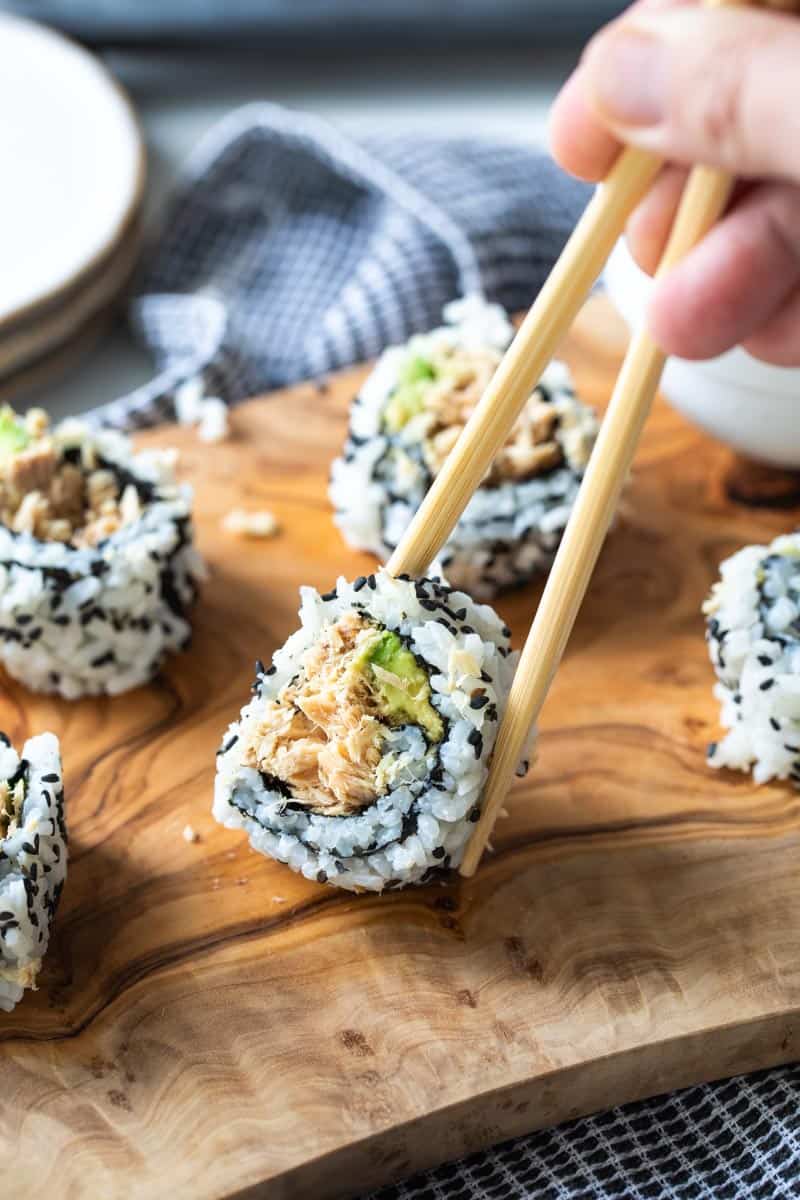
[584,28,669,127]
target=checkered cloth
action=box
[367,1066,800,1200]
[101,103,800,1198]
[91,102,590,428]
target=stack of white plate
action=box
[0,14,145,396]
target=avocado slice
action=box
[0,408,29,460]
[362,628,443,742]
[382,355,437,434]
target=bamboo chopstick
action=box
[459,163,734,877]
[385,144,662,579]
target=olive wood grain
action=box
[1,295,799,1200]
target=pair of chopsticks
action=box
[388,1,744,875]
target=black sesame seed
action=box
[41,773,59,783]
[255,659,265,677]
[707,742,718,757]
[758,655,774,667]
[316,870,328,884]
[770,717,781,732]
[468,806,481,822]
[467,729,483,758]
[353,576,367,592]
[320,589,337,601]
[784,744,800,754]
[470,694,489,710]
[90,651,114,669]
[432,846,446,860]
[367,574,377,590]
[759,679,775,691]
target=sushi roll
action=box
[330,296,598,597]
[0,732,67,1012]
[705,532,800,785]
[214,570,527,891]
[0,406,205,698]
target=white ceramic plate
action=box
[0,14,145,329]
[0,219,141,381]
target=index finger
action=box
[549,0,695,182]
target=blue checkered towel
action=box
[98,103,800,1200]
[92,102,590,428]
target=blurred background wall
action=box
[3,1,624,45]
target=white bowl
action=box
[603,239,800,468]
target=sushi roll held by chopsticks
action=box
[213,571,530,891]
[0,406,205,698]
[0,732,67,1012]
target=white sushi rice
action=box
[330,296,598,597]
[0,732,67,1012]
[214,569,532,891]
[0,421,205,698]
[705,532,800,785]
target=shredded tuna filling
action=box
[0,409,142,546]
[386,344,583,485]
[243,612,436,816]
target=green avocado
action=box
[362,629,443,742]
[382,355,437,434]
[0,408,29,460]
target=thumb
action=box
[581,6,800,183]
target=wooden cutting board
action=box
[2,296,799,1200]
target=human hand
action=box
[550,0,800,365]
